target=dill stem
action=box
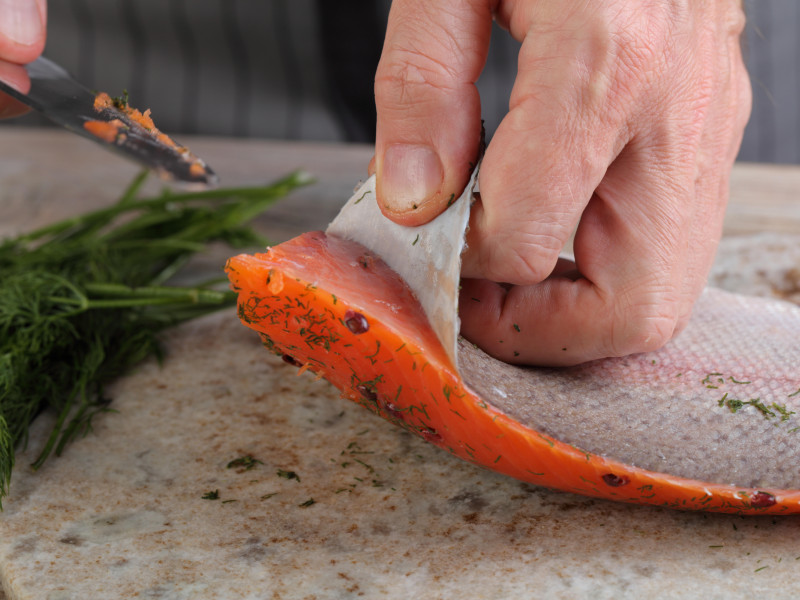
[30,382,83,471]
[118,169,149,205]
[49,287,235,310]
[87,297,205,308]
[85,283,232,303]
[149,254,192,286]
[90,295,234,309]
[15,172,309,244]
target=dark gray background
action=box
[3,0,796,164]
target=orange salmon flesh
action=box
[226,232,800,515]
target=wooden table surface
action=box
[2,127,800,600]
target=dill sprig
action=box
[0,170,311,507]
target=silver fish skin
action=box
[460,282,800,489]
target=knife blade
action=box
[0,56,217,186]
[326,165,480,367]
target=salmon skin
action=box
[226,231,800,515]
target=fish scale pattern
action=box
[460,288,800,489]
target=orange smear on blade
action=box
[87,91,209,180]
[83,119,126,143]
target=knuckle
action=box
[726,2,747,36]
[484,230,565,285]
[611,294,681,356]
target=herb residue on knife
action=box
[84,91,213,183]
[0,169,310,507]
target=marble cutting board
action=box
[2,283,800,600]
[3,129,800,599]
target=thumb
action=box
[0,59,32,118]
[374,0,491,226]
[0,0,47,64]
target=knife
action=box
[0,56,217,186]
[326,165,480,367]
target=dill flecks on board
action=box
[0,169,311,507]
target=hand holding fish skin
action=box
[0,0,47,118]
[374,0,751,365]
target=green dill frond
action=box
[0,170,311,506]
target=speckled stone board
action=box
[4,300,800,600]
[3,129,800,599]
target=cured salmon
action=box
[226,231,800,515]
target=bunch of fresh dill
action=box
[0,170,310,506]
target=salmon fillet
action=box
[227,232,800,513]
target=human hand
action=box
[373,0,751,366]
[0,0,47,118]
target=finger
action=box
[459,276,606,366]
[0,0,47,65]
[459,1,750,366]
[0,58,31,118]
[461,8,628,285]
[0,90,30,118]
[374,0,492,226]
[461,142,696,366]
